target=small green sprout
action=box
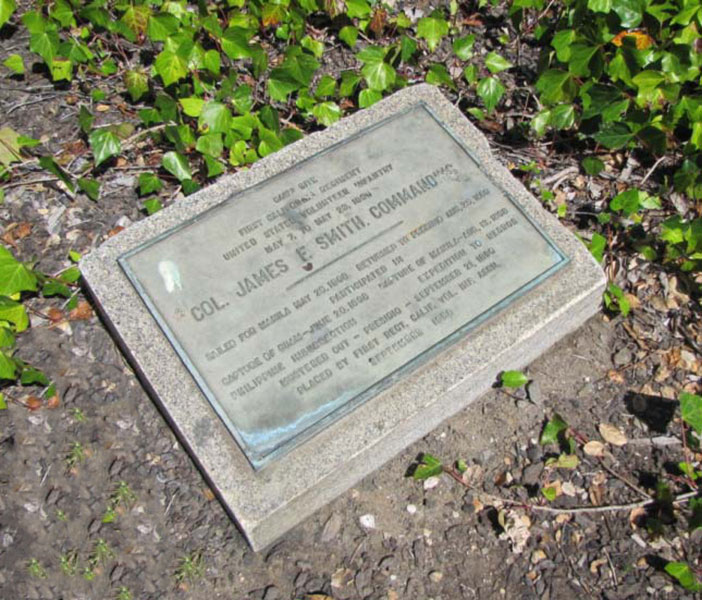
[27,558,46,578]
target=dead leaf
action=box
[561,481,577,497]
[203,487,215,501]
[463,13,484,26]
[590,557,607,574]
[47,307,65,323]
[46,394,60,409]
[96,104,110,112]
[589,471,606,506]
[531,549,547,564]
[584,440,605,457]
[629,506,647,529]
[107,226,124,238]
[306,596,334,600]
[607,369,625,384]
[25,396,42,411]
[369,8,387,36]
[69,301,93,321]
[599,423,627,446]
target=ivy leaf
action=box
[412,453,443,480]
[593,123,633,149]
[196,133,224,157]
[452,35,475,60]
[89,129,121,167]
[588,232,606,262]
[0,0,16,29]
[179,97,204,117]
[77,178,100,201]
[0,351,17,380]
[162,151,192,182]
[582,157,604,175]
[142,197,163,215]
[680,392,702,435]
[3,53,24,74]
[400,35,417,62]
[345,0,371,18]
[358,47,396,91]
[665,562,702,592]
[0,295,29,332]
[588,0,612,12]
[199,102,232,134]
[568,45,599,77]
[359,89,382,108]
[154,49,188,87]
[485,52,513,73]
[339,26,358,48]
[38,156,75,192]
[339,71,361,97]
[147,13,179,42]
[0,247,37,296]
[138,173,163,196]
[21,366,49,386]
[425,63,456,90]
[500,370,528,388]
[416,16,449,52]
[477,77,505,113]
[125,70,149,102]
[535,70,577,105]
[540,413,568,446]
[221,27,252,60]
[549,104,575,129]
[311,101,341,126]
[612,0,644,27]
[78,106,94,134]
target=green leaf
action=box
[3,53,24,75]
[477,77,505,113]
[162,151,192,182]
[541,485,557,501]
[311,102,341,126]
[535,70,577,105]
[77,178,100,201]
[362,60,396,92]
[665,562,702,592]
[0,0,15,28]
[500,370,528,388]
[549,104,575,129]
[339,71,361,97]
[555,453,579,469]
[257,127,283,157]
[0,326,15,348]
[142,197,163,215]
[552,29,576,62]
[612,0,643,27]
[540,413,568,446]
[147,13,179,42]
[425,64,456,90]
[345,0,371,18]
[199,102,232,134]
[21,366,49,386]
[179,97,204,117]
[89,129,121,167]
[412,453,443,480]
[38,156,75,192]
[400,35,417,62]
[0,393,6,409]
[680,392,702,435]
[452,35,475,60]
[416,16,449,52]
[0,295,29,331]
[568,45,599,77]
[154,49,188,87]
[0,351,17,380]
[485,52,513,74]
[463,65,478,84]
[588,0,611,12]
[301,35,324,59]
[42,280,71,298]
[582,157,604,176]
[125,70,149,102]
[339,26,358,48]
[138,173,163,196]
[78,106,94,134]
[593,123,633,149]
[233,85,253,114]
[221,27,252,60]
[315,75,337,98]
[204,49,220,76]
[604,283,631,316]
[57,266,80,284]
[204,155,225,178]
[196,133,224,157]
[358,88,382,108]
[0,247,37,296]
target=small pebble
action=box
[406,504,417,515]
[423,476,440,490]
[359,514,376,529]
[428,570,443,583]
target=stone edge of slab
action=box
[81,84,606,550]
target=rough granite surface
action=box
[81,84,606,550]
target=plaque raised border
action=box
[117,102,569,470]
